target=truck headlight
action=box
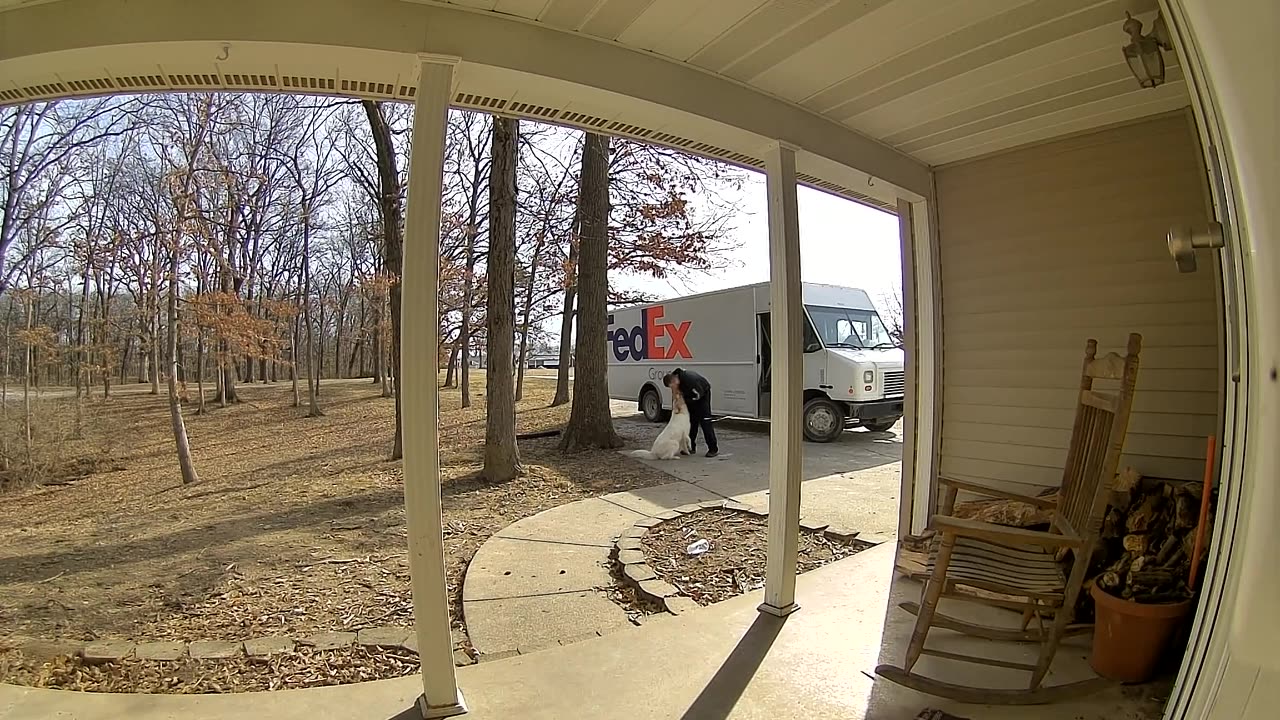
[863,370,874,384]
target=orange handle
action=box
[1188,435,1216,591]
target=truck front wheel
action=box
[640,387,668,423]
[802,398,844,443]
[863,417,901,433]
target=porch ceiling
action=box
[0,0,1189,201]
[425,0,1190,166]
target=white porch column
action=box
[895,197,941,538]
[760,141,804,617]
[402,55,467,719]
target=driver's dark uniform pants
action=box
[688,399,718,453]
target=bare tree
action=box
[144,95,216,486]
[877,287,905,345]
[1,100,131,292]
[278,100,344,418]
[446,113,492,409]
[515,130,575,402]
[165,209,199,486]
[560,132,621,452]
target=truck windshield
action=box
[805,305,896,349]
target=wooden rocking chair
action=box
[876,334,1142,704]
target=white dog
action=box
[630,389,692,461]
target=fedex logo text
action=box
[607,305,692,362]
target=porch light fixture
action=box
[1122,11,1173,88]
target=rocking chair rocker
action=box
[876,334,1142,704]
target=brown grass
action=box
[0,373,669,657]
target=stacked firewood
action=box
[941,467,1214,619]
[1086,468,1211,606]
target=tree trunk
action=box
[118,337,130,388]
[371,319,383,384]
[362,100,405,459]
[482,117,523,481]
[334,294,347,380]
[219,341,238,403]
[560,133,622,452]
[75,267,90,438]
[149,301,160,395]
[443,339,459,388]
[196,331,206,415]
[515,233,546,403]
[551,227,579,407]
[291,314,301,408]
[459,226,476,409]
[146,243,161,394]
[22,297,33,476]
[379,301,393,397]
[166,243,199,486]
[303,212,323,417]
[1,300,10,473]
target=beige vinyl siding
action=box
[935,113,1218,495]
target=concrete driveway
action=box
[611,401,903,538]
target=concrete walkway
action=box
[462,414,902,658]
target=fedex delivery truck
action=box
[606,282,905,442]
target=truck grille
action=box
[883,370,905,397]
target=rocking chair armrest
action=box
[931,515,1082,549]
[936,477,1057,509]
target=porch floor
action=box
[0,542,1164,720]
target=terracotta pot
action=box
[1090,583,1193,683]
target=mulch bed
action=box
[0,645,418,693]
[640,509,870,606]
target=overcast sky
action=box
[614,175,902,304]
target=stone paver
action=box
[244,636,295,657]
[299,631,356,651]
[464,538,613,601]
[622,564,656,583]
[188,641,240,659]
[82,640,135,663]
[357,627,412,649]
[664,596,701,615]
[637,578,678,600]
[616,549,645,565]
[465,591,631,657]
[11,638,82,661]
[134,641,186,661]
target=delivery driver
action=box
[663,368,719,458]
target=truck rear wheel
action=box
[863,417,900,433]
[803,398,844,443]
[641,387,668,423]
